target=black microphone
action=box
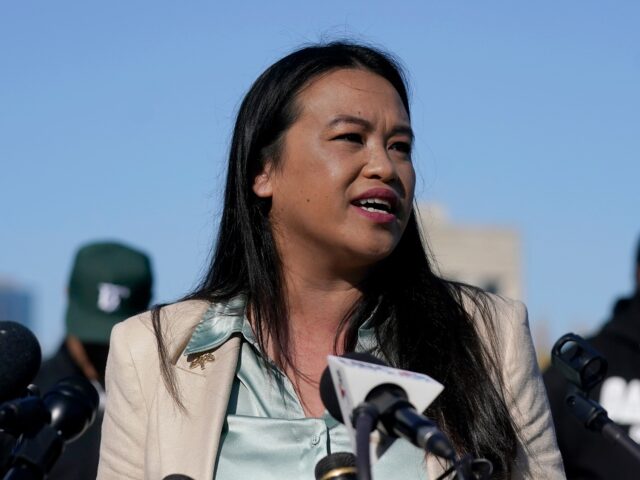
[0,395,50,437]
[162,476,195,480]
[0,321,42,403]
[41,376,100,443]
[315,452,357,480]
[3,376,99,480]
[320,352,455,461]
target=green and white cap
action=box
[65,241,153,344]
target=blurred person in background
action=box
[544,236,640,479]
[3,241,153,479]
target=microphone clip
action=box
[350,403,380,429]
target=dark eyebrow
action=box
[327,115,373,130]
[389,125,414,141]
[327,115,414,141]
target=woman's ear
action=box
[252,161,274,198]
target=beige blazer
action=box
[97,297,565,479]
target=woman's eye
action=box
[390,142,412,155]
[335,133,363,144]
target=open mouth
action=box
[352,198,396,215]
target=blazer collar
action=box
[183,294,248,356]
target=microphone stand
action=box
[564,385,640,464]
[3,426,63,480]
[551,333,640,466]
[352,404,378,480]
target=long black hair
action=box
[152,41,519,477]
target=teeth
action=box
[362,206,385,213]
[355,198,392,213]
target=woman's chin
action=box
[340,241,398,270]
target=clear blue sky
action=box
[1,1,638,355]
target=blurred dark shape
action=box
[0,321,41,403]
[3,376,99,479]
[315,452,357,480]
[544,235,640,479]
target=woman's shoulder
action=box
[457,286,527,326]
[113,299,210,333]
[454,286,531,358]
[110,299,212,355]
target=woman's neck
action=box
[283,265,363,339]
[274,267,364,417]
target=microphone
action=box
[162,476,195,480]
[549,333,640,466]
[315,452,357,480]
[0,321,42,403]
[41,376,100,442]
[320,352,453,460]
[3,376,99,479]
[0,395,49,437]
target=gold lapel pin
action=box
[188,351,216,370]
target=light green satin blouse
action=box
[183,296,429,479]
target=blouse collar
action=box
[183,294,379,356]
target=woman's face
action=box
[253,68,416,274]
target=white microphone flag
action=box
[326,354,444,458]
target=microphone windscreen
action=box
[43,375,100,442]
[319,352,387,423]
[0,321,42,402]
[163,475,195,480]
[315,452,357,480]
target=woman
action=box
[97,42,564,479]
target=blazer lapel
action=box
[149,336,241,479]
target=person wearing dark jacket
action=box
[1,241,153,479]
[544,237,640,479]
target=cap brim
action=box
[65,297,130,344]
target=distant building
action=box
[0,278,34,330]
[417,204,523,301]
[415,205,559,364]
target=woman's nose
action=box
[362,144,398,182]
